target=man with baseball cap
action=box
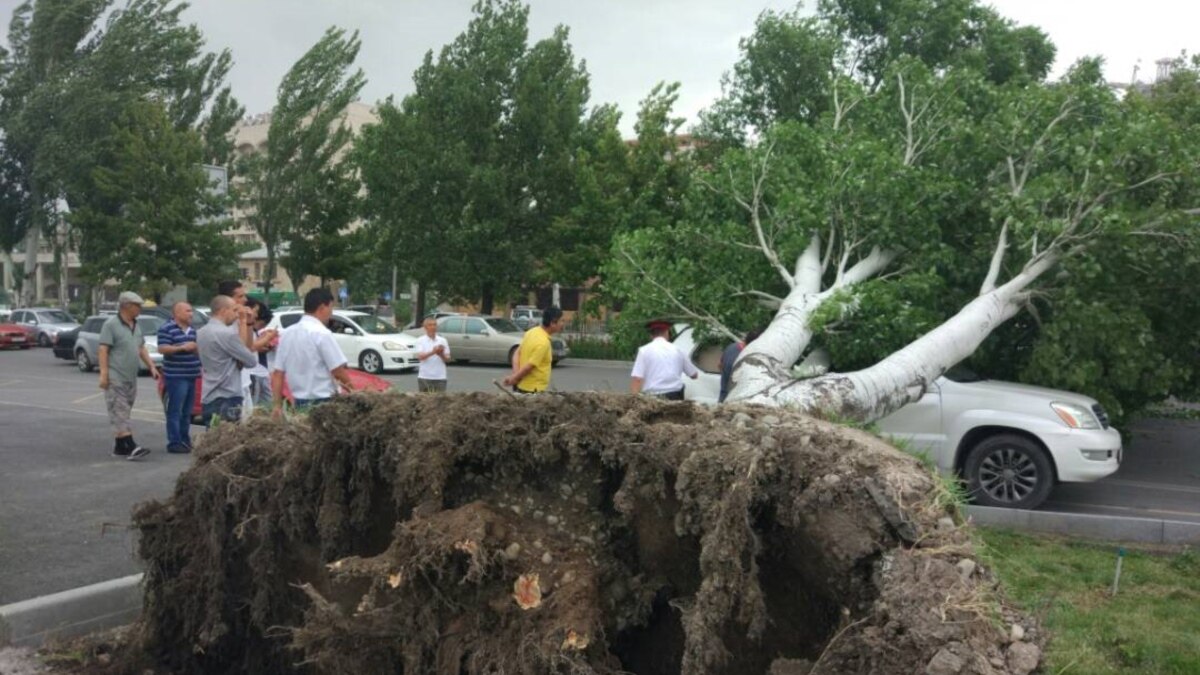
[630,320,698,401]
[98,291,160,460]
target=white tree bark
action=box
[729,248,1056,423]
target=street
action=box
[2,346,1198,604]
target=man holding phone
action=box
[414,316,451,392]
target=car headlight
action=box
[1050,401,1100,430]
[382,341,411,351]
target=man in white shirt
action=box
[630,320,699,401]
[414,317,451,392]
[271,288,353,416]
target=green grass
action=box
[978,529,1200,674]
[563,336,635,361]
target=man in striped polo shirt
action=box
[157,302,202,453]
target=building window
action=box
[239,268,249,279]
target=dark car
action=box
[52,326,80,360]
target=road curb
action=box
[0,574,142,648]
[966,505,1200,544]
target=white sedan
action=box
[268,310,419,374]
[675,326,1122,510]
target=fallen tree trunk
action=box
[128,393,1038,675]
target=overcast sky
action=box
[1,1,1195,135]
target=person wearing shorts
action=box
[98,291,160,460]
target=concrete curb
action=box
[0,574,142,648]
[966,506,1200,544]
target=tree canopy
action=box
[610,1,1200,423]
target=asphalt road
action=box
[2,346,1198,604]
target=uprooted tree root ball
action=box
[127,393,1039,674]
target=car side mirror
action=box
[342,327,356,335]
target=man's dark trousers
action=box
[164,376,196,448]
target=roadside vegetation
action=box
[979,529,1200,674]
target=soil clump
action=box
[117,392,1036,674]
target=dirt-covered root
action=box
[129,392,1039,675]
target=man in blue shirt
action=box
[157,302,202,453]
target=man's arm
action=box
[271,369,286,416]
[238,307,254,348]
[629,350,646,393]
[98,345,110,389]
[223,328,259,368]
[436,339,451,362]
[415,339,436,361]
[330,365,353,390]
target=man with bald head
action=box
[157,301,202,452]
[197,295,258,426]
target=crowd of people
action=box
[97,283,756,461]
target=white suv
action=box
[268,310,419,374]
[675,327,1121,510]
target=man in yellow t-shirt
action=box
[504,306,565,393]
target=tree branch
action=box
[979,219,1009,295]
[794,234,823,294]
[618,247,739,341]
[834,246,897,289]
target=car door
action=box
[439,317,467,361]
[463,318,493,362]
[82,318,104,361]
[327,317,362,366]
[877,380,945,458]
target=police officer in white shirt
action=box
[271,288,353,416]
[630,320,699,400]
[414,317,451,392]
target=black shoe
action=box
[127,445,150,461]
[166,443,191,454]
[112,447,131,458]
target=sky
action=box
[0,0,1196,136]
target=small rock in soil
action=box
[925,647,965,675]
[1007,641,1040,675]
[541,552,552,564]
[503,543,521,560]
[937,516,956,531]
[956,558,977,580]
[1009,623,1025,642]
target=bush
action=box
[564,335,635,361]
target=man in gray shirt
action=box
[197,295,258,425]
[98,291,160,460]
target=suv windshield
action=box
[486,318,521,333]
[37,310,74,323]
[354,315,398,335]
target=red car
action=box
[0,322,34,349]
[158,368,392,424]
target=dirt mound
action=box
[125,393,1036,674]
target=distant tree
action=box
[0,0,240,305]
[238,26,365,298]
[356,0,592,315]
[72,99,235,301]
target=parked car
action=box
[510,305,542,331]
[52,326,80,359]
[405,315,569,366]
[0,322,34,349]
[8,307,80,347]
[267,310,419,374]
[673,326,1121,510]
[159,368,392,426]
[74,315,164,373]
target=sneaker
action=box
[166,443,190,454]
[111,447,131,458]
[127,445,150,461]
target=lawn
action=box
[978,529,1200,674]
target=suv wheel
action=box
[963,434,1054,510]
[76,349,94,372]
[359,349,383,374]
